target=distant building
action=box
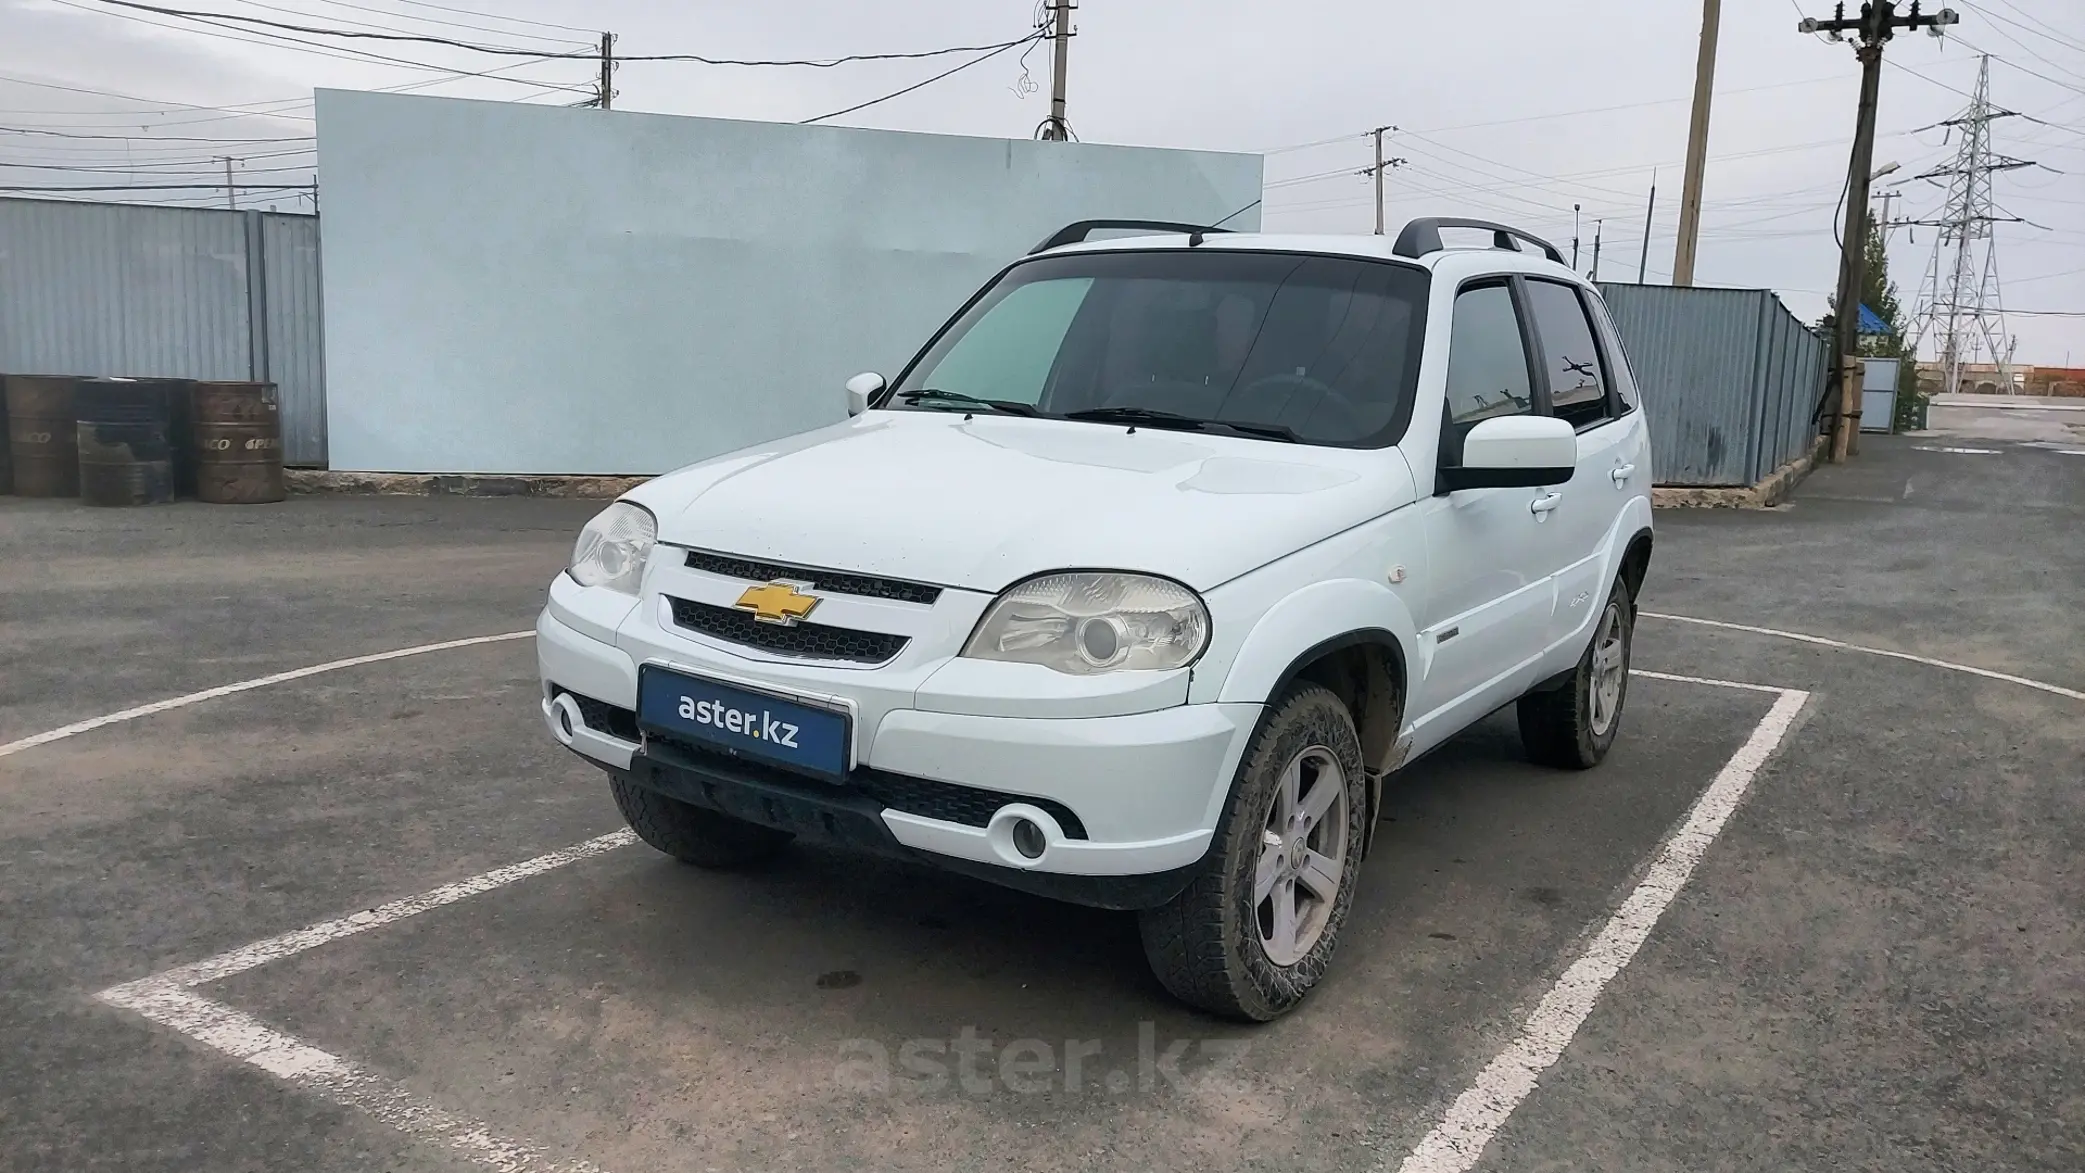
[1914,361,2085,397]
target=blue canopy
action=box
[1857,303,1891,335]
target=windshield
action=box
[889,250,1430,447]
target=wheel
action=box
[1137,683,1369,1021]
[1517,576,1633,769]
[608,772,792,868]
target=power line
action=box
[0,182,314,191]
[265,0,594,50]
[622,37,1052,67]
[0,126,313,144]
[1961,42,2085,96]
[76,0,595,56]
[0,72,314,117]
[46,0,584,90]
[1955,1,2085,57]
[349,0,593,36]
[799,32,1045,125]
[0,155,314,172]
[76,0,1047,67]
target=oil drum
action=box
[4,375,79,498]
[190,381,285,504]
[75,378,175,507]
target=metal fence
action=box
[0,197,326,466]
[1599,283,1828,487]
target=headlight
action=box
[962,572,1209,675]
[568,501,655,594]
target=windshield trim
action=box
[876,247,1433,451]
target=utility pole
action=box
[1360,126,1405,235]
[1672,0,1722,286]
[1041,0,1074,140]
[1638,170,1657,282]
[1591,219,1604,280]
[1798,0,1959,462]
[220,156,236,210]
[597,32,616,110]
[1876,189,1898,242]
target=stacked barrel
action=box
[76,378,179,506]
[0,374,285,505]
[190,381,286,504]
[4,375,80,497]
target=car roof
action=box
[1038,230,1593,285]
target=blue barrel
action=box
[75,378,176,507]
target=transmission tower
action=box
[1904,55,2033,396]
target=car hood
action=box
[626,412,1415,592]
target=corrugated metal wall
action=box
[1599,283,1827,486]
[0,197,326,465]
[258,213,326,465]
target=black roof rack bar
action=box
[1391,217,1565,265]
[1028,219,1230,255]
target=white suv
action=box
[537,217,1653,1020]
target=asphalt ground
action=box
[1,421,2078,1172]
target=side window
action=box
[1583,295,1639,411]
[1523,279,1612,429]
[1440,282,1534,466]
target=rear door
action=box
[1519,278,1646,660]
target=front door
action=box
[1411,279,1567,738]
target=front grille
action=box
[668,596,909,665]
[558,688,640,741]
[648,734,1088,840]
[683,548,942,606]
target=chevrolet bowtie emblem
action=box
[735,580,821,626]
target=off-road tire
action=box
[1517,576,1634,769]
[1137,683,1369,1021]
[608,772,793,868]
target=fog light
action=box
[1011,818,1047,860]
[548,692,584,746]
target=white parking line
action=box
[98,831,635,1173]
[1390,684,1810,1173]
[0,631,533,760]
[1641,611,2085,702]
[78,662,1803,1173]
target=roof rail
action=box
[1391,217,1565,265]
[1028,219,1230,255]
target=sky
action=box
[2,0,2081,365]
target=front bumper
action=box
[537,602,1260,887]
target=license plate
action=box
[637,665,850,777]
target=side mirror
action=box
[845,371,884,417]
[1437,415,1578,492]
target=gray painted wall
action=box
[0,198,328,466]
[314,89,1263,475]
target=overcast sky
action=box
[3,0,2080,363]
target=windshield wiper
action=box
[895,388,1040,416]
[1061,406,1300,443]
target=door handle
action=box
[1610,463,1636,486]
[1529,492,1563,516]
